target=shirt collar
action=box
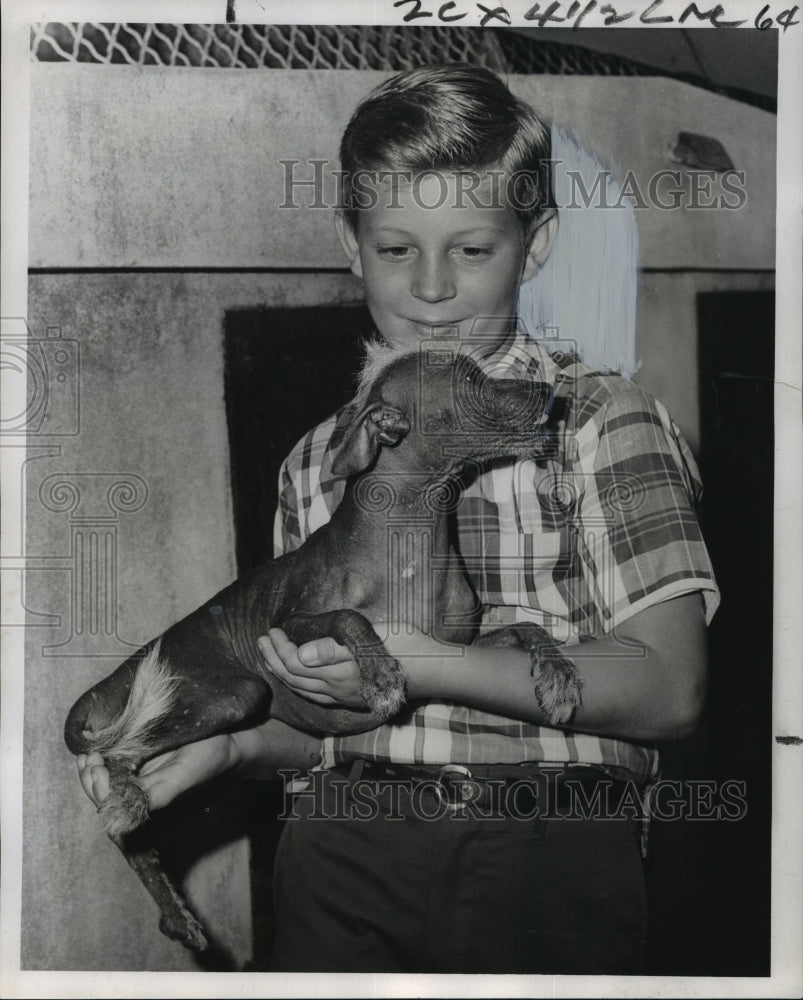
[483,330,563,390]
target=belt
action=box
[329,759,637,817]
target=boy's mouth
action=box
[409,319,463,335]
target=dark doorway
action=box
[223,303,373,965]
[224,304,374,570]
[646,290,774,976]
[696,290,774,975]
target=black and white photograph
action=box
[1,2,801,996]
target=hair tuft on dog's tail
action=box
[82,640,178,766]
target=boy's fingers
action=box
[270,662,330,693]
[261,631,346,672]
[263,628,312,673]
[78,750,105,771]
[87,764,110,806]
[77,751,113,807]
[136,770,182,811]
[297,637,351,666]
[295,638,327,665]
[266,626,293,650]
[258,633,290,672]
[137,749,176,778]
[287,690,338,706]
[78,768,94,803]
[139,778,170,812]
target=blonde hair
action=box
[339,64,554,236]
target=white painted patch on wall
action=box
[518,123,640,379]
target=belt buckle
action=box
[435,764,473,813]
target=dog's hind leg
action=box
[111,829,209,952]
[101,758,209,952]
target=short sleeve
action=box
[573,383,720,631]
[273,457,303,557]
[272,409,350,558]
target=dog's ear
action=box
[331,402,410,478]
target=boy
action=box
[79,65,719,973]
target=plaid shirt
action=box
[273,336,719,782]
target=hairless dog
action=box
[64,342,583,951]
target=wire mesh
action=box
[30,22,775,111]
[29,22,652,74]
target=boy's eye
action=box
[457,246,493,260]
[377,245,412,259]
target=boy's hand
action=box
[258,628,366,709]
[76,733,238,813]
[77,750,112,808]
[259,625,455,705]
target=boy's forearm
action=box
[412,642,696,742]
[406,594,707,743]
[230,718,323,780]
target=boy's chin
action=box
[378,323,514,355]
[374,329,433,353]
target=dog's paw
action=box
[159,900,209,952]
[357,654,407,721]
[99,774,150,838]
[531,654,583,727]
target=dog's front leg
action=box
[474,624,583,727]
[280,611,407,722]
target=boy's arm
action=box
[405,591,707,742]
[77,718,322,813]
[262,590,708,744]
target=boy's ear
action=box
[522,209,558,282]
[334,211,364,279]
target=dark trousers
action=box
[271,763,647,974]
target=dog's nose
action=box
[480,377,553,422]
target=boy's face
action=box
[337,172,554,354]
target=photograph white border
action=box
[2,2,801,997]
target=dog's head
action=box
[332,345,554,480]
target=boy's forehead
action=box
[355,169,522,230]
[372,168,507,200]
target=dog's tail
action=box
[79,640,178,766]
[75,641,177,838]
[70,642,211,951]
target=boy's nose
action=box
[411,256,456,304]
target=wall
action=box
[638,271,776,455]
[29,66,775,271]
[22,63,774,970]
[22,272,361,970]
